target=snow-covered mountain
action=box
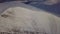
[0,1,60,34]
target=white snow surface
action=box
[0,1,60,34]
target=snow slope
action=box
[0,1,60,34]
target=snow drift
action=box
[0,1,60,34]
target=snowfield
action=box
[0,1,60,34]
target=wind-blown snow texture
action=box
[0,1,60,34]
